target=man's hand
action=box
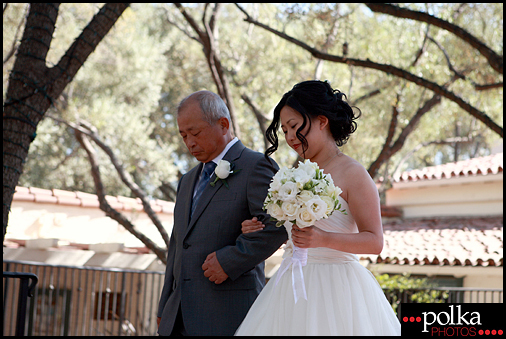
[157,317,161,328]
[202,251,228,284]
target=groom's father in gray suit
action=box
[157,90,288,336]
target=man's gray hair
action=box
[178,90,231,125]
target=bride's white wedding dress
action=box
[235,197,401,336]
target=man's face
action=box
[177,100,228,163]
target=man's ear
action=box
[218,117,230,134]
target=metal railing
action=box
[3,260,504,336]
[3,260,164,336]
[383,287,503,320]
[3,271,38,336]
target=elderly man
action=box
[157,90,287,336]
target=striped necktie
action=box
[191,162,216,218]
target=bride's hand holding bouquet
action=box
[262,159,346,303]
[291,224,327,249]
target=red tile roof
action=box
[361,216,503,267]
[12,186,174,215]
[13,186,400,218]
[11,187,502,267]
[393,152,503,183]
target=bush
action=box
[375,273,449,315]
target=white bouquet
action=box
[263,159,346,227]
[263,159,346,303]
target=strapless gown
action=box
[235,197,401,336]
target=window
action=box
[94,290,126,321]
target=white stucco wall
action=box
[386,173,503,218]
[6,201,174,248]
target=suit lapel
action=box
[222,140,245,164]
[181,163,203,230]
[184,141,246,239]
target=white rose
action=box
[263,192,273,206]
[297,190,314,203]
[278,166,294,179]
[297,160,317,178]
[215,160,232,179]
[305,198,327,220]
[332,185,343,198]
[323,173,334,186]
[270,169,285,191]
[269,176,282,192]
[281,201,300,218]
[292,167,312,188]
[266,202,285,221]
[321,182,334,197]
[278,181,298,202]
[313,179,328,194]
[295,205,317,227]
[320,195,336,215]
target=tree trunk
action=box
[3,3,129,242]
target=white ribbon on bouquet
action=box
[274,232,308,304]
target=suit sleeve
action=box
[157,231,176,317]
[215,155,288,281]
[157,178,181,318]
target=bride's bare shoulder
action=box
[332,155,373,191]
[337,154,367,174]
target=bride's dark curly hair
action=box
[265,80,362,157]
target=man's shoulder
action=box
[237,148,279,175]
[241,146,262,158]
[241,147,277,164]
[179,164,200,183]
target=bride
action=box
[235,80,401,336]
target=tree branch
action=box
[475,82,503,91]
[79,120,170,247]
[367,93,442,178]
[410,23,430,67]
[50,4,130,98]
[74,129,167,264]
[235,3,503,138]
[427,34,466,80]
[240,93,269,150]
[173,3,241,139]
[365,3,503,74]
[174,3,206,43]
[48,115,170,250]
[3,4,28,66]
[385,94,401,150]
[162,6,200,43]
[351,88,382,105]
[314,5,342,80]
[159,181,177,202]
[208,3,220,36]
[392,135,475,181]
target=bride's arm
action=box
[291,162,384,255]
[241,217,265,234]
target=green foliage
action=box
[376,273,449,314]
[4,3,503,201]
[14,4,179,198]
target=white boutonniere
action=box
[210,160,241,189]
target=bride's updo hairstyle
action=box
[265,80,361,157]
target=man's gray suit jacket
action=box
[157,141,288,336]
